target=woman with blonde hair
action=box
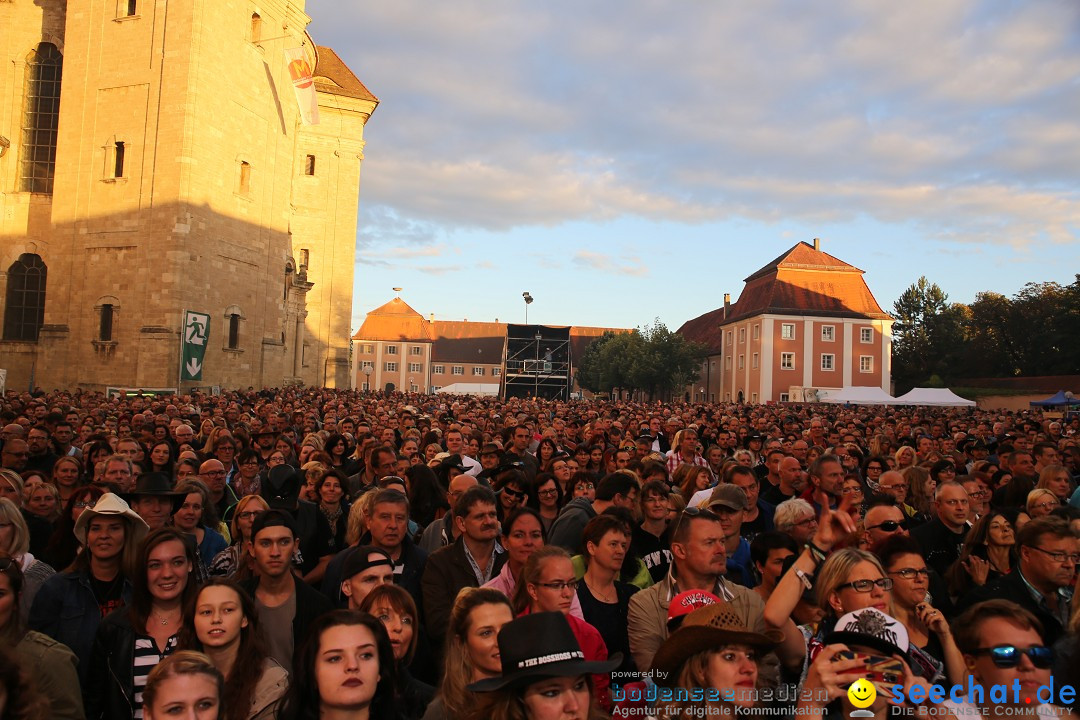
[1037,464,1073,504]
[50,456,83,505]
[894,445,917,470]
[1027,488,1059,519]
[0,499,55,623]
[423,588,514,720]
[208,494,269,578]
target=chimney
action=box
[429,313,434,322]
[813,237,820,251]
[723,293,731,320]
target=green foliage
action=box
[891,274,1080,392]
[576,320,705,398]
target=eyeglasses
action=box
[888,567,929,580]
[236,511,262,521]
[841,486,863,495]
[1030,501,1058,512]
[74,501,94,509]
[865,465,884,472]
[880,483,908,491]
[202,470,226,477]
[835,578,893,593]
[240,461,259,467]
[536,579,579,592]
[973,645,1052,669]
[793,516,818,527]
[537,488,559,497]
[501,487,526,500]
[967,489,990,498]
[868,520,907,532]
[1028,546,1080,564]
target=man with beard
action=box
[761,456,804,505]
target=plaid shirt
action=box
[666,451,711,478]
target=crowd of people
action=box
[0,385,1078,719]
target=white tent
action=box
[435,383,501,397]
[893,387,976,407]
[819,386,896,405]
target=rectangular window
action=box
[472,367,485,376]
[362,344,373,354]
[431,386,441,393]
[408,363,422,373]
[410,383,419,392]
[739,328,746,344]
[251,12,262,42]
[753,324,760,340]
[227,314,240,349]
[726,331,733,346]
[780,393,790,402]
[781,323,795,340]
[239,161,251,195]
[386,345,397,355]
[781,352,795,370]
[752,393,758,403]
[752,353,759,369]
[725,357,732,369]
[99,304,114,341]
[860,356,874,373]
[410,345,422,355]
[821,325,835,342]
[433,365,444,375]
[493,367,501,377]
[304,154,315,176]
[361,382,369,391]
[452,366,464,375]
[384,362,397,372]
[113,141,125,178]
[860,327,873,344]
[738,354,745,370]
[821,354,835,371]
[127,0,137,16]
[361,361,374,371]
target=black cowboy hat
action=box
[467,612,620,692]
[121,472,186,514]
[262,464,300,511]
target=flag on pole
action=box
[285,47,320,126]
[181,310,210,382]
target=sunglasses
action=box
[501,487,526,500]
[973,645,1052,669]
[868,520,908,532]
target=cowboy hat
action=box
[467,612,621,692]
[651,602,783,686]
[73,493,149,547]
[120,472,186,514]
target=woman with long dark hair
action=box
[86,527,198,719]
[180,578,288,720]
[40,484,105,571]
[360,584,433,720]
[272,609,398,720]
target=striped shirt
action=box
[133,634,178,719]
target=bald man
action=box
[761,456,804,505]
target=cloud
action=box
[314,0,1080,250]
[573,251,650,277]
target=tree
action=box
[892,277,949,389]
[575,320,704,398]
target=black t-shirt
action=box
[910,519,969,577]
[630,524,672,583]
[90,575,125,618]
[291,500,336,574]
[760,482,794,507]
[576,580,639,675]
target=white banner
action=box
[285,47,320,126]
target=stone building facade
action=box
[679,240,894,404]
[0,0,376,392]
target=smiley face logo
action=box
[847,678,877,709]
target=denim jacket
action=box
[28,569,133,686]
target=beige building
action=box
[0,0,376,391]
[679,241,894,404]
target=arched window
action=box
[3,254,47,341]
[19,43,63,194]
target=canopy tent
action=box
[1030,390,1079,408]
[893,387,976,407]
[819,386,896,405]
[434,383,501,397]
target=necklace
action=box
[585,579,617,603]
[151,610,180,626]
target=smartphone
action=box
[836,651,904,693]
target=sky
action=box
[304,1,1080,335]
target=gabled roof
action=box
[432,321,506,364]
[353,298,431,342]
[678,242,892,350]
[314,46,378,103]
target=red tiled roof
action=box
[433,321,506,364]
[353,298,432,342]
[679,242,891,349]
[314,46,378,103]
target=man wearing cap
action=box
[252,426,279,466]
[418,473,478,554]
[124,472,185,531]
[241,510,333,669]
[704,484,755,588]
[30,493,148,686]
[548,473,639,553]
[627,505,774,674]
[339,545,395,609]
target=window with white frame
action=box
[410,383,419,392]
[410,345,423,355]
[780,392,790,402]
[860,327,873,344]
[452,366,464,375]
[433,365,445,374]
[362,361,374,371]
[408,363,422,373]
[431,386,441,392]
[739,328,746,344]
[738,354,745,370]
[781,352,795,370]
[472,367,485,376]
[753,324,760,340]
[492,368,501,376]
[860,356,874,373]
[752,353,759,369]
[821,326,835,342]
[386,345,398,355]
[752,393,758,403]
[727,331,733,346]
[725,357,732,369]
[781,323,795,340]
[821,354,835,371]
[384,362,397,372]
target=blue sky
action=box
[305,1,1080,334]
